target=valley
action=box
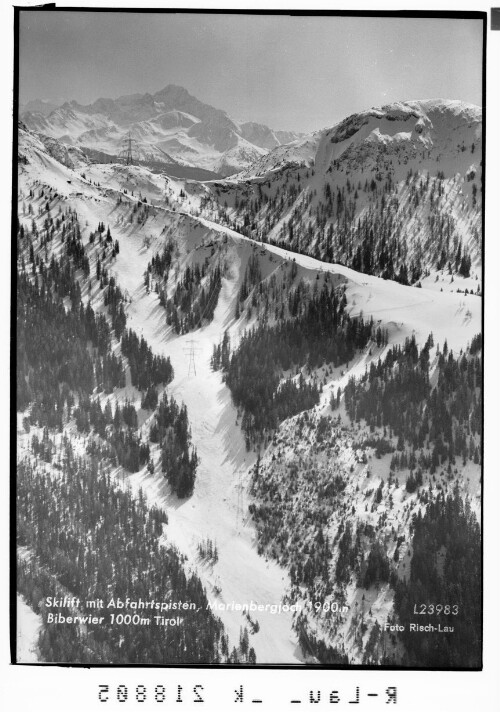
[16,93,482,666]
[20,84,302,178]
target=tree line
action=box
[342,334,482,477]
[17,449,233,664]
[213,282,376,447]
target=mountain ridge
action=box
[195,98,482,290]
[20,84,303,177]
[16,113,482,666]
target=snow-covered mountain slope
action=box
[18,119,481,349]
[314,99,481,175]
[238,122,300,152]
[197,99,482,288]
[17,126,302,663]
[234,132,322,179]
[21,84,303,177]
[17,119,481,380]
[16,595,42,663]
[23,104,111,140]
[16,123,482,666]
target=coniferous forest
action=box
[247,331,482,668]
[17,449,230,664]
[16,87,483,671]
[343,334,482,470]
[150,394,199,498]
[213,280,378,447]
[197,154,481,289]
[145,242,225,335]
[393,488,481,668]
[15,186,225,664]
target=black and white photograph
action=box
[14,6,485,673]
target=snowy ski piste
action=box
[17,119,481,665]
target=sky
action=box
[18,11,483,133]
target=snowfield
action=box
[117,230,302,663]
[16,596,42,663]
[16,116,482,664]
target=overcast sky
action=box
[19,11,483,133]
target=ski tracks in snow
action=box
[117,228,301,663]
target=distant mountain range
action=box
[20,84,303,177]
[16,97,483,666]
[20,93,482,286]
[203,99,482,285]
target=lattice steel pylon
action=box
[183,339,201,377]
[120,131,136,166]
